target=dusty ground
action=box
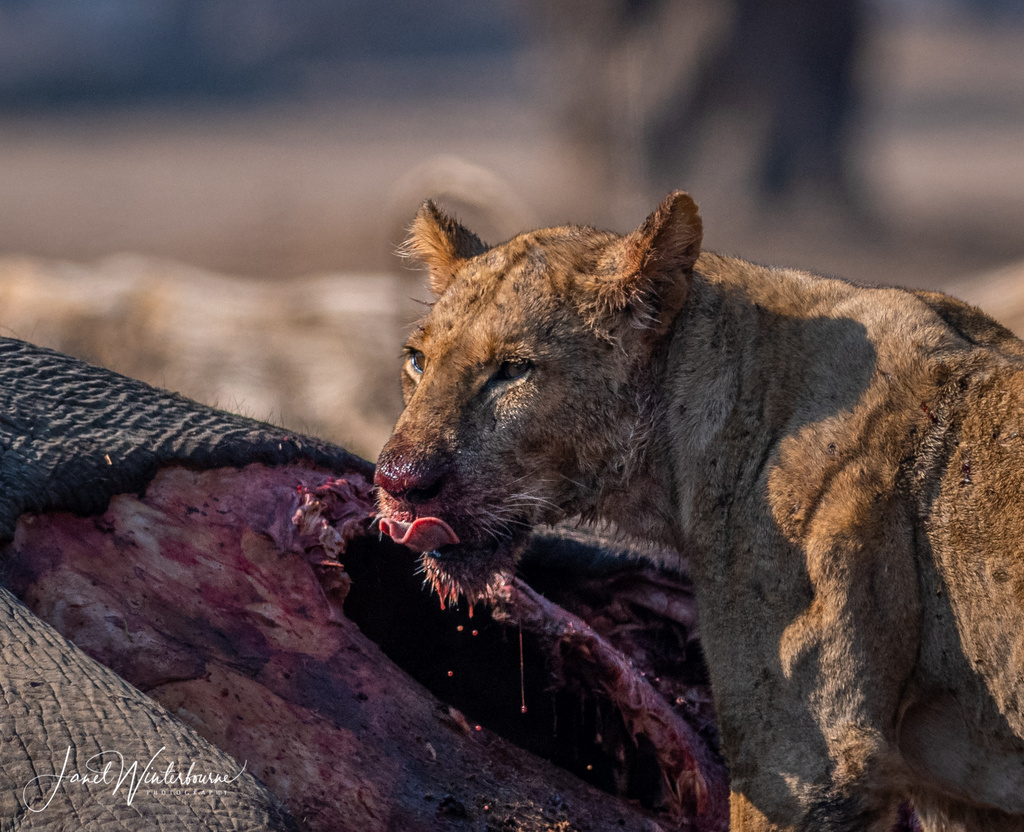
[0,20,1021,287]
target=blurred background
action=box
[0,0,1022,459]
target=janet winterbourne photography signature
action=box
[22,745,247,812]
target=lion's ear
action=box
[403,201,488,295]
[624,191,702,283]
[591,191,702,335]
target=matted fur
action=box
[376,191,1024,831]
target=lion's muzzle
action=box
[375,438,462,552]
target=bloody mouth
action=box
[378,508,525,609]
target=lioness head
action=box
[375,192,702,606]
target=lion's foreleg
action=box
[730,786,902,831]
[731,790,792,831]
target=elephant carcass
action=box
[0,336,717,831]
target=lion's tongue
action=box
[380,516,460,552]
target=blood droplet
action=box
[475,725,482,732]
[447,670,454,677]
[457,625,464,632]
[471,630,478,636]
[519,620,527,717]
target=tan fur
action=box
[375,192,1024,831]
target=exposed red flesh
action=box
[5,464,671,832]
[379,515,460,551]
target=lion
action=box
[374,191,1024,831]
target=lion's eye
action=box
[494,359,531,383]
[407,350,425,375]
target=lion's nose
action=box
[374,455,447,506]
